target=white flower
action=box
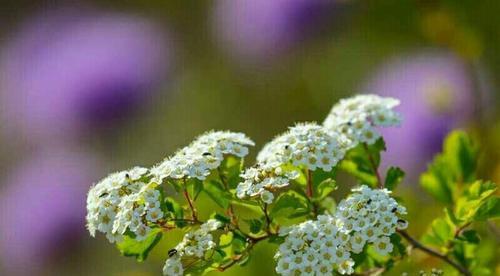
[257,122,347,171]
[163,256,183,276]
[86,167,166,244]
[337,258,355,275]
[166,219,222,275]
[261,190,275,204]
[323,94,401,148]
[373,236,393,256]
[274,215,354,275]
[151,131,254,181]
[236,164,298,203]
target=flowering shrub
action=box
[86,94,499,275]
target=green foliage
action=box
[419,131,499,274]
[339,138,386,188]
[204,180,232,209]
[116,228,163,262]
[269,190,310,219]
[420,130,479,204]
[385,167,405,191]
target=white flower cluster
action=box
[162,219,223,276]
[335,185,408,256]
[275,186,408,275]
[151,131,254,182]
[275,215,355,275]
[236,165,299,204]
[257,123,348,171]
[86,167,165,243]
[323,94,401,147]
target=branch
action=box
[398,230,471,276]
[261,203,273,234]
[363,143,383,188]
[182,184,198,222]
[216,234,270,272]
[218,167,238,226]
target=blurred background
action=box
[0,0,499,275]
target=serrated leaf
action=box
[385,167,405,191]
[269,190,310,219]
[474,196,500,221]
[116,228,162,262]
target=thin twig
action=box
[216,234,270,272]
[398,230,471,276]
[183,188,198,222]
[363,143,383,188]
[262,203,273,234]
[218,167,238,226]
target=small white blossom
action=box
[275,215,354,275]
[163,219,223,275]
[323,94,401,148]
[257,122,348,171]
[335,185,407,256]
[86,167,166,243]
[162,256,183,276]
[236,164,299,204]
[151,131,254,181]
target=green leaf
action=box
[443,130,477,183]
[219,156,243,189]
[313,178,337,202]
[384,167,405,191]
[422,217,454,247]
[204,180,231,209]
[338,160,377,187]
[269,190,310,219]
[420,130,479,204]
[474,196,500,221]
[420,160,454,205]
[458,230,480,244]
[339,138,386,188]
[390,233,407,257]
[245,219,263,234]
[455,181,498,221]
[116,228,162,262]
[164,197,185,227]
[213,213,231,224]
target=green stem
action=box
[363,143,384,188]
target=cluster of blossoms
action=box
[86,167,165,243]
[151,131,254,181]
[162,219,223,276]
[236,164,299,204]
[275,186,408,275]
[275,215,354,275]
[257,122,348,171]
[323,94,401,147]
[335,185,408,256]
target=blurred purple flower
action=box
[363,51,475,176]
[0,10,171,145]
[0,148,100,274]
[212,0,341,63]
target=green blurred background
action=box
[0,0,499,275]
